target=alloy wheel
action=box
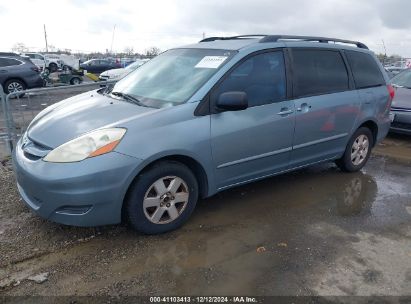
[143,176,189,224]
[7,82,24,93]
[351,135,369,166]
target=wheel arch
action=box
[357,119,378,147]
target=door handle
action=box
[277,109,294,116]
[296,103,311,112]
[0,70,7,73]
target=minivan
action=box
[13,35,393,234]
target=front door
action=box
[210,50,295,189]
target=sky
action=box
[0,0,411,57]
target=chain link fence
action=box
[0,81,116,159]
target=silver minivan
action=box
[13,35,393,234]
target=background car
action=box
[99,59,149,81]
[21,53,63,72]
[390,69,411,134]
[21,53,46,70]
[385,66,406,76]
[79,59,121,74]
[0,52,44,94]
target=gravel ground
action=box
[0,134,410,297]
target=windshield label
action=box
[195,56,228,69]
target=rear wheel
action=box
[336,127,373,172]
[70,77,81,85]
[125,161,199,234]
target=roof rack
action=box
[259,35,368,49]
[199,35,267,43]
[199,34,368,49]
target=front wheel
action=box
[125,161,199,234]
[336,127,374,172]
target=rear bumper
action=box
[13,141,142,227]
[390,110,411,135]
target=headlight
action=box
[44,128,126,163]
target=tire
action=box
[4,79,26,97]
[125,161,199,234]
[49,63,58,73]
[70,77,81,85]
[336,127,374,172]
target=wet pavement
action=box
[0,137,410,296]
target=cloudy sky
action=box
[0,0,411,56]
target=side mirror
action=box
[216,91,248,111]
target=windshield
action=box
[391,69,411,88]
[111,48,236,108]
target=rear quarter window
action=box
[345,51,385,89]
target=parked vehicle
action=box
[40,69,83,86]
[79,59,121,74]
[390,69,411,134]
[22,53,63,73]
[13,35,393,234]
[99,59,149,81]
[385,66,405,76]
[21,53,46,70]
[0,52,43,94]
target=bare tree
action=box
[11,42,29,53]
[144,46,161,58]
[123,47,134,56]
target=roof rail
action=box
[199,35,267,43]
[259,35,368,49]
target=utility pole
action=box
[110,24,116,54]
[44,24,48,53]
[202,32,205,39]
[382,39,387,66]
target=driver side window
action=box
[213,51,286,108]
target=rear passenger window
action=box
[213,51,286,107]
[345,51,385,89]
[292,49,349,97]
[0,58,21,67]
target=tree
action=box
[144,46,161,57]
[123,47,134,56]
[11,42,29,53]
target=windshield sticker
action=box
[195,56,228,69]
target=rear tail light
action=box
[31,66,40,73]
[387,84,395,101]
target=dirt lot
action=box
[0,134,410,297]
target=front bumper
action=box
[12,141,142,227]
[390,110,411,135]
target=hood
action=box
[101,68,126,77]
[391,87,411,110]
[27,90,156,148]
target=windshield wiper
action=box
[110,91,149,107]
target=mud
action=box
[0,135,410,296]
